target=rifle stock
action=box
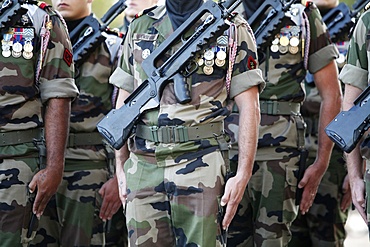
[70,0,126,66]
[0,0,27,34]
[97,0,242,149]
[325,85,370,153]
[247,0,299,49]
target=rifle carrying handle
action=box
[173,73,191,104]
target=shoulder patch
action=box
[247,56,257,70]
[63,48,73,67]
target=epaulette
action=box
[132,5,157,22]
[365,2,370,11]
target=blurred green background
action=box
[44,0,357,29]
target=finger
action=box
[222,201,237,229]
[100,200,110,220]
[34,193,50,218]
[28,175,37,193]
[298,175,308,189]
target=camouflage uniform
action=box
[110,4,265,247]
[339,8,370,235]
[0,1,78,247]
[225,3,339,247]
[30,15,126,247]
[289,42,349,247]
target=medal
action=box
[272,38,279,45]
[216,50,226,60]
[22,51,33,59]
[203,66,213,75]
[290,36,299,47]
[142,49,150,59]
[12,42,22,53]
[279,45,288,54]
[2,49,11,57]
[215,58,225,67]
[204,59,214,67]
[279,36,289,46]
[12,50,21,58]
[23,41,33,52]
[197,58,204,66]
[203,49,214,60]
[289,45,299,54]
[271,44,279,53]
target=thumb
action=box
[298,174,308,189]
[99,185,105,197]
[28,174,37,193]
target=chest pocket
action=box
[132,33,159,64]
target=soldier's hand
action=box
[298,164,321,214]
[29,167,62,218]
[340,175,351,212]
[220,174,249,230]
[116,162,128,205]
[99,176,121,221]
[350,177,367,222]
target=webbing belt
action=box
[259,101,301,115]
[67,132,104,147]
[0,128,44,146]
[135,122,224,143]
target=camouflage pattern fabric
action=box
[0,2,77,246]
[30,16,127,246]
[339,9,370,235]
[225,3,338,247]
[110,4,264,246]
[289,40,349,246]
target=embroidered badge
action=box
[247,56,257,70]
[63,48,73,67]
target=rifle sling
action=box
[135,122,224,143]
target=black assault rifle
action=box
[97,0,242,149]
[70,0,126,66]
[0,0,28,34]
[323,0,370,42]
[247,0,300,50]
[325,85,370,153]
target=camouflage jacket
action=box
[66,16,123,164]
[0,2,78,157]
[339,9,370,159]
[226,2,338,161]
[110,5,265,166]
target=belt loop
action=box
[149,126,159,143]
[68,133,75,147]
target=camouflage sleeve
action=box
[307,3,338,73]
[38,12,78,103]
[110,26,135,93]
[229,15,265,99]
[339,10,370,91]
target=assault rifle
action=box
[325,85,370,153]
[247,0,300,50]
[0,0,27,34]
[97,0,242,149]
[70,0,126,66]
[323,0,370,42]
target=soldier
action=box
[225,0,342,246]
[289,0,352,246]
[110,0,265,245]
[340,5,370,238]
[0,0,78,246]
[30,0,125,246]
[120,0,158,33]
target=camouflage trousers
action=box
[124,151,226,247]
[0,158,39,247]
[289,148,348,247]
[30,167,127,247]
[365,163,370,240]
[227,155,300,247]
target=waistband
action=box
[0,128,44,146]
[135,122,224,143]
